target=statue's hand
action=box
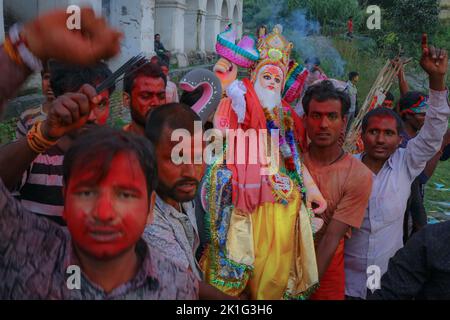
[306,187,327,215]
[214,58,238,92]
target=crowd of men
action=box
[0,8,449,300]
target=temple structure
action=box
[0,0,243,67]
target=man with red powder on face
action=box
[0,126,198,299]
[0,7,198,300]
[345,37,449,300]
[122,62,167,136]
[301,80,373,300]
[0,61,114,226]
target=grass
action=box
[331,37,387,104]
[424,119,450,222]
[425,159,450,217]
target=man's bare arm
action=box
[397,62,410,97]
[0,85,99,190]
[316,219,349,279]
[0,48,31,109]
[0,139,39,190]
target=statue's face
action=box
[254,65,284,110]
[257,65,283,95]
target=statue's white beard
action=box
[254,80,282,111]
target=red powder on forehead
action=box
[366,114,399,132]
[369,114,396,123]
[65,152,149,259]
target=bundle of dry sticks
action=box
[344,56,412,153]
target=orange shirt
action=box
[303,152,372,244]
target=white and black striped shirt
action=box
[17,145,65,225]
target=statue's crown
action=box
[251,25,293,84]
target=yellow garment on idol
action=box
[224,188,318,299]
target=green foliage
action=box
[433,24,450,53]
[366,0,441,58]
[0,119,17,145]
[292,0,363,33]
[424,158,450,220]
[391,0,440,37]
[243,0,279,33]
[332,37,386,104]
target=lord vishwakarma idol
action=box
[199,25,326,299]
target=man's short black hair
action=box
[349,71,359,81]
[361,107,404,135]
[145,103,201,146]
[398,91,428,114]
[49,61,114,97]
[385,91,395,101]
[123,62,167,95]
[302,80,351,117]
[63,127,157,198]
[155,34,160,38]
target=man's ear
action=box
[398,135,403,147]
[122,92,130,108]
[146,191,156,225]
[343,114,348,127]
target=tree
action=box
[391,0,440,37]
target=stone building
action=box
[441,0,450,21]
[0,0,243,67]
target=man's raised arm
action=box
[0,8,122,114]
[406,35,450,179]
[0,85,101,190]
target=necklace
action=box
[329,149,345,166]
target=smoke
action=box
[245,2,347,78]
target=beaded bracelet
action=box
[26,121,58,154]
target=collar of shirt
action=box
[155,194,196,222]
[63,238,159,295]
[356,152,395,172]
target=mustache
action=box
[174,178,199,187]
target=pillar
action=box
[155,0,186,53]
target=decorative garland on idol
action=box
[262,106,307,201]
[200,144,253,295]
